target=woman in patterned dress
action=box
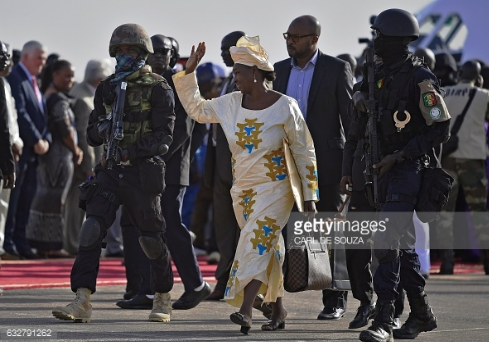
[26,60,83,257]
[173,36,318,333]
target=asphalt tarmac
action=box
[0,273,488,341]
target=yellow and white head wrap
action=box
[230,35,274,72]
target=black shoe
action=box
[116,294,153,309]
[349,303,376,329]
[317,307,346,320]
[18,249,41,260]
[206,287,224,301]
[439,250,454,274]
[172,282,211,310]
[359,322,393,342]
[105,251,124,258]
[123,289,138,300]
[481,249,489,275]
[439,261,454,274]
[0,251,21,260]
[393,312,437,339]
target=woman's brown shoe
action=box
[261,319,285,331]
[230,312,251,334]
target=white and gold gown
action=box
[173,71,319,306]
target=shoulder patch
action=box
[429,106,442,120]
[422,92,437,107]
[418,79,451,125]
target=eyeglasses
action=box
[283,33,316,43]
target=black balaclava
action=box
[374,34,410,66]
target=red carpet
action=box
[429,260,485,274]
[0,258,484,291]
[0,256,217,291]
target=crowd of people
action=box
[1,7,489,342]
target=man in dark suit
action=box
[4,40,50,259]
[273,15,353,320]
[117,34,210,310]
[204,31,245,300]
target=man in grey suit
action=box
[273,15,353,321]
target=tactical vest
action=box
[100,70,165,150]
[375,56,426,155]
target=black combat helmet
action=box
[109,23,153,57]
[168,37,180,69]
[435,52,458,73]
[371,8,419,41]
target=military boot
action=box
[52,288,92,323]
[394,291,437,339]
[149,292,171,322]
[359,301,394,342]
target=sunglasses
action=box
[153,48,171,56]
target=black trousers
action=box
[373,160,426,302]
[121,205,152,295]
[121,184,204,294]
[212,164,240,291]
[71,164,173,294]
[345,189,375,305]
[190,180,217,253]
[163,185,203,291]
[317,183,349,310]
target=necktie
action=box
[31,75,42,106]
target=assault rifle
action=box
[105,81,127,170]
[363,48,381,209]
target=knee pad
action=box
[79,217,105,248]
[374,248,399,264]
[139,235,163,259]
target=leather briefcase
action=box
[284,240,332,292]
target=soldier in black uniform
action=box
[342,85,415,332]
[352,9,451,342]
[52,23,175,323]
[116,33,211,311]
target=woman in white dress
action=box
[173,36,318,333]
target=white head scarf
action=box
[229,35,274,72]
